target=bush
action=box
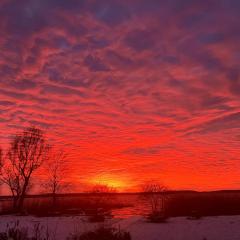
[187,210,202,220]
[0,221,29,240]
[0,221,53,240]
[67,226,131,240]
[87,208,113,222]
[146,211,168,223]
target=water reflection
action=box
[1,192,240,219]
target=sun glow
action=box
[90,174,127,191]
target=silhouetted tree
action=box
[0,148,3,194]
[0,127,50,212]
[142,181,168,222]
[0,148,2,174]
[91,184,117,194]
[43,148,69,204]
[0,148,2,163]
[88,184,117,222]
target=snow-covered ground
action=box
[0,215,240,240]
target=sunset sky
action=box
[0,0,239,192]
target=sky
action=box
[0,0,239,192]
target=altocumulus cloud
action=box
[0,0,239,190]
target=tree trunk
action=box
[12,196,19,212]
[18,196,24,213]
[17,179,29,213]
[52,184,57,211]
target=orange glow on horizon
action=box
[88,174,130,192]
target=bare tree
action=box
[0,148,3,194]
[88,184,117,222]
[91,184,117,194]
[0,127,50,212]
[0,148,2,163]
[142,181,168,222]
[43,148,69,203]
[0,147,2,176]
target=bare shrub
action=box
[67,225,131,240]
[0,221,56,240]
[87,184,117,222]
[142,181,168,222]
[0,221,28,240]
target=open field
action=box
[0,215,240,240]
